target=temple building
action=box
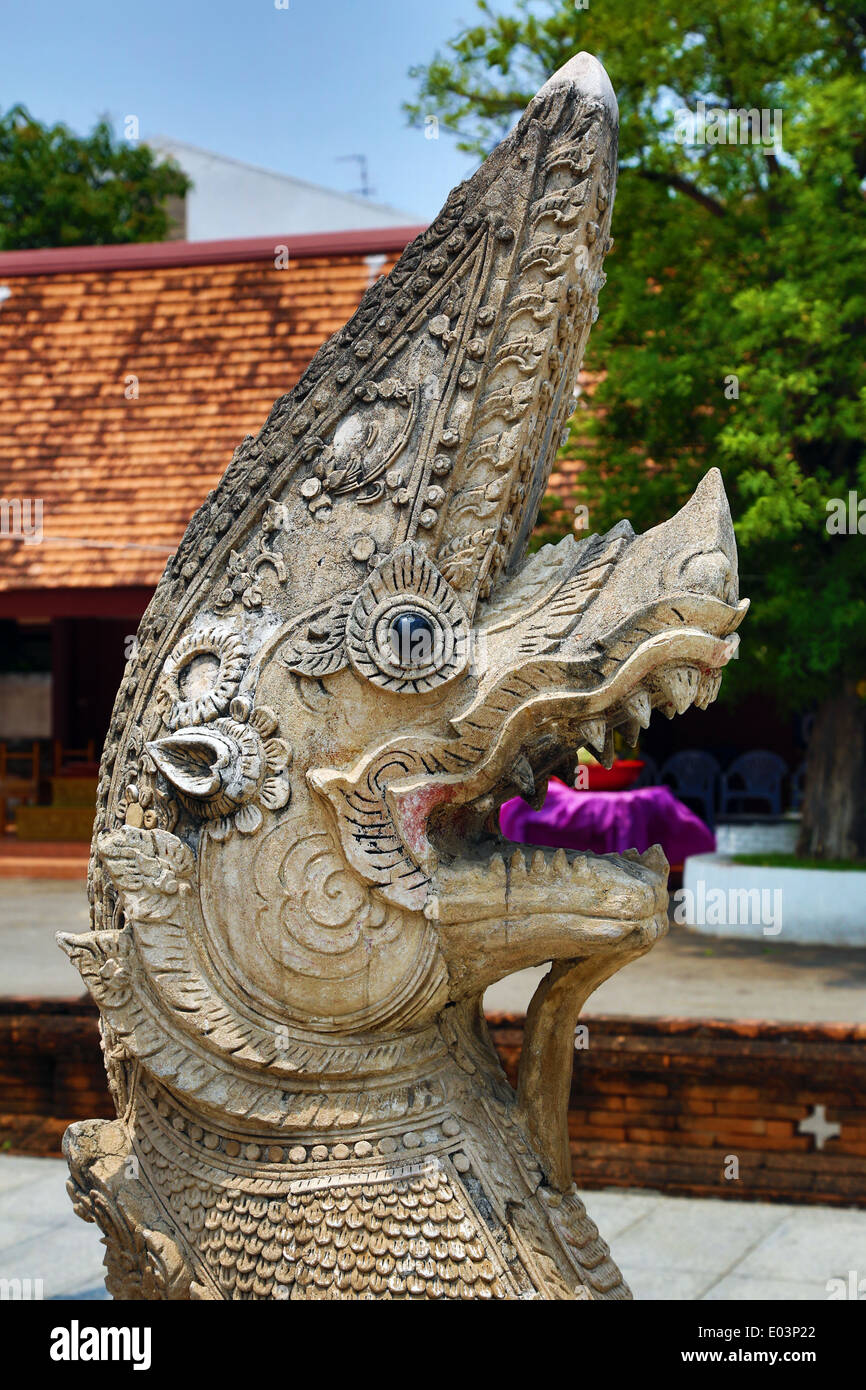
[0,227,798,843]
[0,228,418,836]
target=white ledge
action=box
[679,852,866,947]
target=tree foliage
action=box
[0,105,190,250]
[408,0,866,711]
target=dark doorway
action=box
[51,618,132,754]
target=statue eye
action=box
[345,543,470,693]
[387,610,436,668]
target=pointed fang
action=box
[511,754,536,802]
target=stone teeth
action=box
[528,775,549,813]
[695,670,722,709]
[678,668,700,712]
[509,849,528,879]
[638,844,669,876]
[487,854,506,879]
[653,670,676,709]
[656,667,699,716]
[600,727,615,770]
[622,689,652,730]
[578,718,606,758]
[552,848,569,875]
[531,850,547,877]
[511,754,536,802]
[621,719,642,748]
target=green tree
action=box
[0,105,189,249]
[409,0,866,860]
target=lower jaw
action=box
[425,842,669,929]
[427,894,669,946]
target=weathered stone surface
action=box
[58,51,747,1300]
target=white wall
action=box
[682,853,866,947]
[152,140,415,240]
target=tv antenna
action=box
[336,154,375,199]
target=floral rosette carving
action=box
[157,625,248,730]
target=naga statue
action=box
[59,52,747,1300]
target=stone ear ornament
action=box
[346,543,470,693]
[277,592,357,679]
[147,698,291,840]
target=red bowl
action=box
[583,759,645,791]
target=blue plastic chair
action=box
[720,750,789,817]
[660,750,720,829]
[633,754,660,788]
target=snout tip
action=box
[691,467,726,506]
[681,467,737,570]
[537,51,618,121]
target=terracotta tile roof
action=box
[0,232,419,593]
[544,368,604,524]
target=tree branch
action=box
[637,168,727,218]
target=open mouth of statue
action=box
[413,594,747,941]
[310,471,748,942]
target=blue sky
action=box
[0,0,499,221]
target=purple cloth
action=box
[499,778,715,864]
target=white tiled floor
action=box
[583,1189,866,1301]
[2,1154,864,1301]
[0,1156,107,1299]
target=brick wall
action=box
[2,1000,865,1208]
[489,1014,866,1207]
[0,997,111,1154]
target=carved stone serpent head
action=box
[59,53,746,1301]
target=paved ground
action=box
[0,880,89,996]
[485,924,866,1018]
[3,876,866,1019]
[1,1154,863,1301]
